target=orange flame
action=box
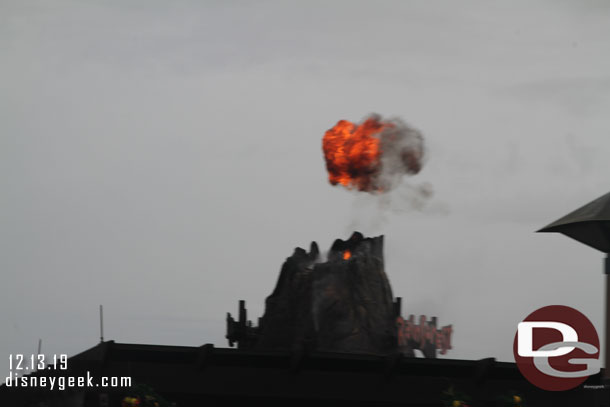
[322,115,426,193]
[322,117,390,191]
[343,250,351,260]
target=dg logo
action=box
[513,305,600,391]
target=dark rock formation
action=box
[254,241,319,350]
[255,232,397,354]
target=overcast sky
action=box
[2,0,610,371]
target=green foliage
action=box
[440,385,472,407]
[498,391,526,407]
[121,383,172,407]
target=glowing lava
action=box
[343,250,351,260]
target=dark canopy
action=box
[538,191,610,253]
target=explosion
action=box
[322,114,425,193]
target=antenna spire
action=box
[100,305,104,343]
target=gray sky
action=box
[2,0,610,370]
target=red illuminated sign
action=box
[397,315,453,357]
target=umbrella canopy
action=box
[538,191,610,253]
